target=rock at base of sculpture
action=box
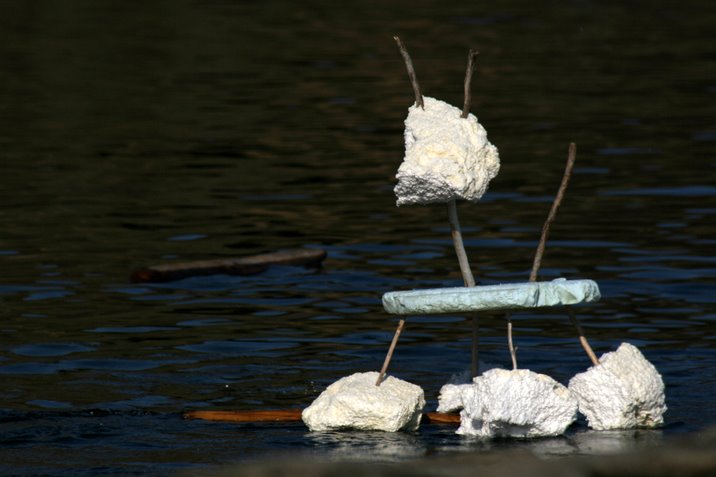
[438,368,577,438]
[568,342,667,430]
[302,372,425,432]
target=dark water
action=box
[1,1,715,475]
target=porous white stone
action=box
[568,342,666,430]
[382,278,601,315]
[436,382,467,414]
[301,372,425,432]
[438,368,578,438]
[394,96,500,206]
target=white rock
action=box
[439,368,577,438]
[395,96,500,206]
[437,383,467,414]
[301,372,425,432]
[568,342,666,430]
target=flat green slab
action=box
[382,278,600,315]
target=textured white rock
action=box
[382,278,601,315]
[394,96,500,206]
[302,372,425,432]
[437,382,467,414]
[438,368,578,438]
[568,342,666,430]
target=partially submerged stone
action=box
[382,278,601,315]
[438,368,578,438]
[568,342,666,430]
[395,96,500,206]
[302,372,425,432]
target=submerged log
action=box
[183,409,460,425]
[130,248,327,283]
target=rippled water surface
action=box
[1,1,715,475]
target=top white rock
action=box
[568,342,667,430]
[395,96,500,206]
[301,371,425,432]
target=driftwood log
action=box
[183,409,460,425]
[130,248,326,283]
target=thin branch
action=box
[507,313,518,369]
[376,319,406,386]
[461,49,480,119]
[569,309,600,366]
[393,36,424,109]
[447,200,476,287]
[530,142,577,282]
[448,200,481,377]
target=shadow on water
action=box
[0,0,715,475]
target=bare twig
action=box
[393,36,424,109]
[461,49,480,119]
[507,313,518,369]
[457,49,482,376]
[448,200,480,377]
[568,309,600,366]
[376,319,406,386]
[447,200,476,287]
[527,143,599,365]
[529,142,577,282]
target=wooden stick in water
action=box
[130,248,327,283]
[393,36,424,109]
[184,409,461,425]
[376,318,406,386]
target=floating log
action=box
[130,248,327,283]
[183,409,460,425]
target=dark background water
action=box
[0,1,714,475]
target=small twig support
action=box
[376,319,406,386]
[527,142,600,365]
[448,200,480,377]
[569,309,600,366]
[507,315,518,370]
[461,50,480,119]
[393,36,424,109]
[530,142,577,282]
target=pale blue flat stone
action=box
[382,278,600,315]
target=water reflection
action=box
[306,430,427,461]
[0,0,714,474]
